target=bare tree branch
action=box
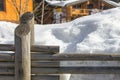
[33,1,43,13]
[23,0,29,13]
[10,0,20,16]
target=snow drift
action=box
[1,7,120,80]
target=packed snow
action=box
[1,7,120,80]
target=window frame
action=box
[87,4,93,9]
[0,0,6,12]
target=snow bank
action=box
[35,7,120,53]
[1,7,120,80]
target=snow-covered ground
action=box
[1,7,120,80]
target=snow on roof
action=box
[45,0,120,7]
[45,0,87,7]
[103,0,120,7]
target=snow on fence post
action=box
[15,12,34,80]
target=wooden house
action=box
[0,0,33,23]
[65,0,119,21]
[44,0,119,24]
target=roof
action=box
[103,0,120,7]
[45,0,120,7]
[45,0,87,7]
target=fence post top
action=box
[20,12,34,24]
[15,12,34,37]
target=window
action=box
[73,4,82,9]
[87,4,93,9]
[0,0,5,11]
[103,6,109,10]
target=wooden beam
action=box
[0,75,59,80]
[1,67,120,74]
[31,75,59,80]
[31,45,59,52]
[32,61,59,68]
[1,53,120,61]
[32,67,120,74]
[0,61,59,68]
[0,62,14,67]
[30,15,34,45]
[0,44,59,52]
[0,53,14,61]
[0,76,14,80]
[0,44,14,51]
[0,68,14,75]
[15,12,32,80]
[31,53,120,61]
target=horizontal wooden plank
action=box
[31,45,59,52]
[0,53,14,61]
[32,53,120,61]
[0,76,14,80]
[0,53,54,61]
[32,75,59,80]
[0,44,14,51]
[0,62,14,67]
[32,61,59,68]
[0,75,59,80]
[0,44,59,52]
[32,67,120,74]
[1,67,120,74]
[1,53,120,61]
[0,68,14,74]
[0,61,59,68]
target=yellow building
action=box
[0,0,33,23]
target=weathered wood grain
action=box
[31,75,59,80]
[0,61,59,68]
[0,53,14,61]
[31,53,120,61]
[0,75,59,80]
[0,68,14,74]
[32,67,120,74]
[0,44,14,51]
[31,45,59,52]
[0,62,14,67]
[32,61,59,68]
[0,44,59,52]
[0,53,120,61]
[15,12,32,80]
[1,67,120,74]
[30,16,34,45]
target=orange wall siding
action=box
[0,0,33,22]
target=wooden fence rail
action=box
[1,66,120,75]
[0,12,120,80]
[0,53,120,61]
[0,44,59,52]
[0,52,120,74]
[0,75,59,80]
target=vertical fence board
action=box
[15,12,33,80]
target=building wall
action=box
[66,0,115,21]
[38,0,116,24]
[0,0,33,23]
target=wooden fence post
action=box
[15,12,34,80]
[30,16,34,45]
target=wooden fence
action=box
[0,12,120,80]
